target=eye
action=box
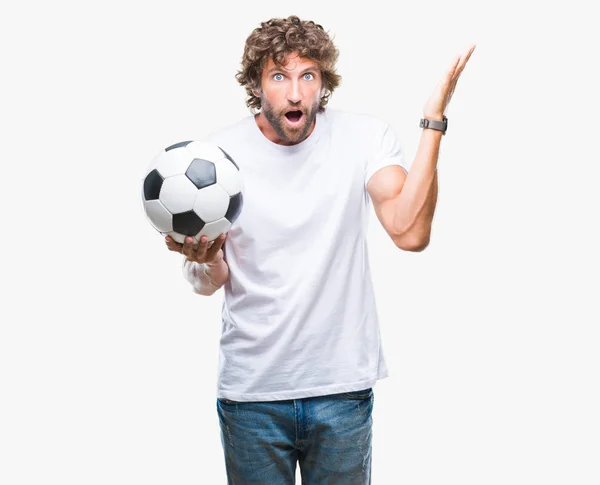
[273,73,284,81]
[303,73,314,80]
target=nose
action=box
[286,79,302,104]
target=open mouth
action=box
[284,110,304,125]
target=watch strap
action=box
[420,115,448,135]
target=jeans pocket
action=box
[217,397,241,406]
[340,388,373,399]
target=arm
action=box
[166,233,229,296]
[182,257,229,296]
[367,127,441,251]
[369,44,475,250]
[393,127,440,249]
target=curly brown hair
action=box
[235,15,342,113]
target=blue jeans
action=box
[216,388,374,484]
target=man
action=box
[165,15,475,485]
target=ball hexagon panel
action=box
[186,140,225,162]
[159,175,198,214]
[155,147,196,178]
[185,158,217,189]
[214,159,242,195]
[226,192,244,222]
[193,184,231,222]
[143,169,163,200]
[172,210,205,236]
[144,199,173,232]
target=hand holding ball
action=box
[141,140,244,244]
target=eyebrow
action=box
[266,66,319,76]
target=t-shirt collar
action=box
[251,110,327,154]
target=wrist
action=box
[205,258,223,269]
[423,113,444,121]
[420,114,448,136]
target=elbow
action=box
[193,286,217,297]
[409,240,429,252]
[193,279,225,296]
[394,234,430,252]
[192,280,223,296]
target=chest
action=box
[237,148,364,235]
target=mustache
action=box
[281,106,307,114]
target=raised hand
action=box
[423,44,476,119]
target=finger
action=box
[169,241,183,252]
[447,54,461,80]
[165,236,182,252]
[435,56,459,97]
[446,52,471,98]
[447,57,466,85]
[182,236,197,258]
[447,74,458,98]
[207,234,226,258]
[452,45,475,81]
[194,235,209,261]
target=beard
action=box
[260,96,320,145]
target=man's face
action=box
[255,53,323,145]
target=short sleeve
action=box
[364,124,409,188]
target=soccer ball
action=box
[141,140,244,244]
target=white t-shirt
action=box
[193,108,409,402]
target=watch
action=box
[420,115,448,135]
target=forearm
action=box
[182,257,229,296]
[393,127,441,249]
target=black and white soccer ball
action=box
[141,140,244,244]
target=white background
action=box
[2,0,599,484]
